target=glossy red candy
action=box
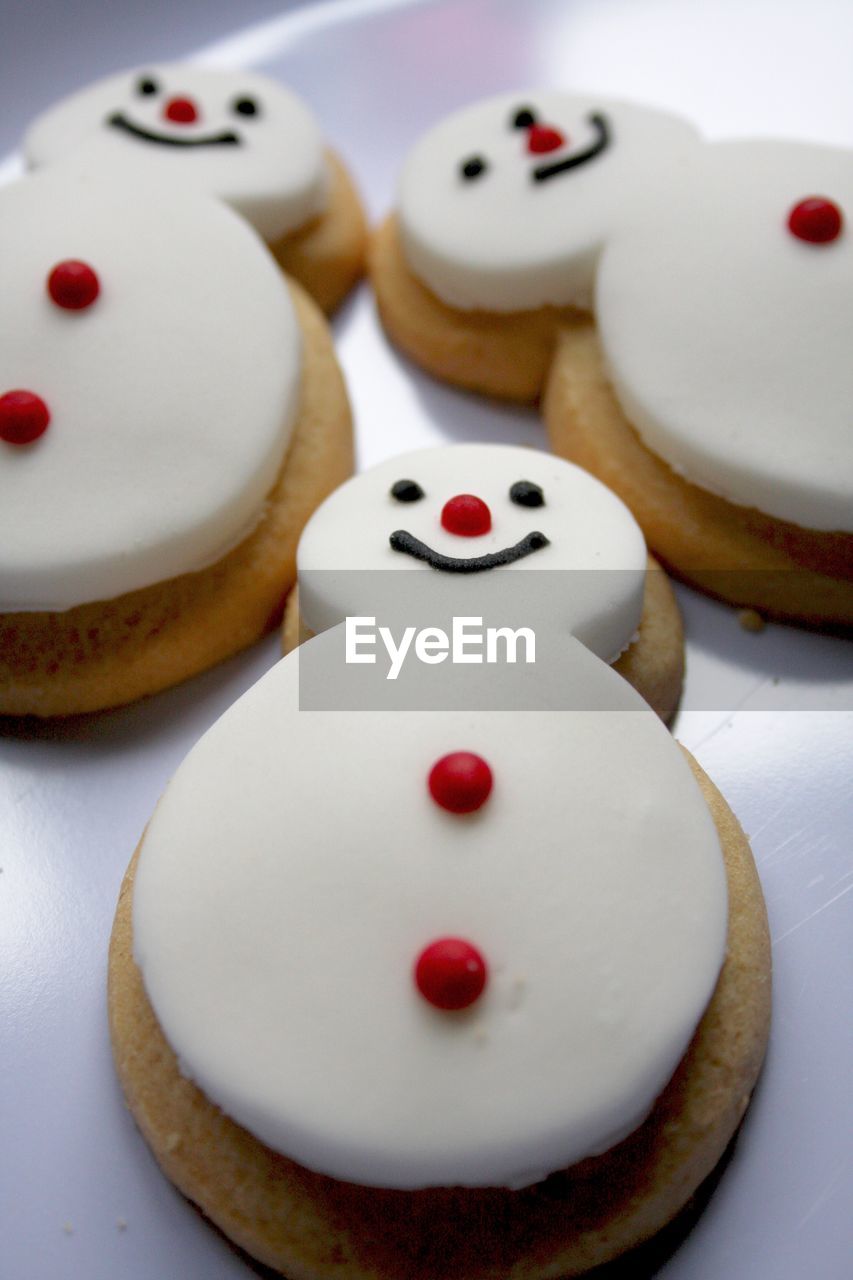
[787,196,843,244]
[415,938,488,1011]
[163,97,198,125]
[428,751,493,814]
[527,123,565,154]
[440,494,492,537]
[47,259,100,311]
[0,390,50,445]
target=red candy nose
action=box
[441,494,492,536]
[163,97,199,125]
[527,123,565,154]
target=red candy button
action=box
[47,259,100,311]
[0,390,50,445]
[787,197,843,244]
[429,751,493,814]
[527,123,565,154]
[441,494,492,536]
[163,96,198,124]
[415,938,488,1011]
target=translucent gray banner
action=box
[295,570,853,712]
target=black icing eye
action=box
[511,106,537,129]
[509,480,545,508]
[391,479,425,503]
[136,75,159,96]
[460,155,488,181]
[232,96,260,117]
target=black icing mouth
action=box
[389,530,549,573]
[532,112,611,183]
[107,111,241,148]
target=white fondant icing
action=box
[133,627,728,1189]
[295,445,648,665]
[399,91,699,312]
[596,139,853,532]
[23,64,328,243]
[0,170,300,612]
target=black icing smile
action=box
[107,111,241,148]
[389,530,549,573]
[532,112,611,183]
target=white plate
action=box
[1,3,851,1278]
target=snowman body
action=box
[132,603,727,1186]
[0,168,301,612]
[595,138,853,532]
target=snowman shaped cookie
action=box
[375,95,851,624]
[0,167,352,716]
[24,63,367,312]
[544,137,853,625]
[286,444,684,720]
[370,91,699,399]
[110,617,770,1277]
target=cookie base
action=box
[0,284,353,717]
[369,215,580,402]
[544,321,853,627]
[108,753,770,1280]
[270,150,368,315]
[281,555,685,724]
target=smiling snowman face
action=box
[399,91,700,312]
[0,168,299,612]
[132,623,727,1189]
[24,64,328,242]
[296,444,647,662]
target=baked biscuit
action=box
[284,444,685,721]
[110,629,770,1278]
[372,96,852,623]
[545,140,853,626]
[24,63,368,313]
[0,171,352,716]
[545,321,853,627]
[370,92,698,400]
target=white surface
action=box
[1,2,851,1278]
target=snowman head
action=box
[23,64,328,242]
[398,91,699,311]
[0,168,299,612]
[296,444,647,663]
